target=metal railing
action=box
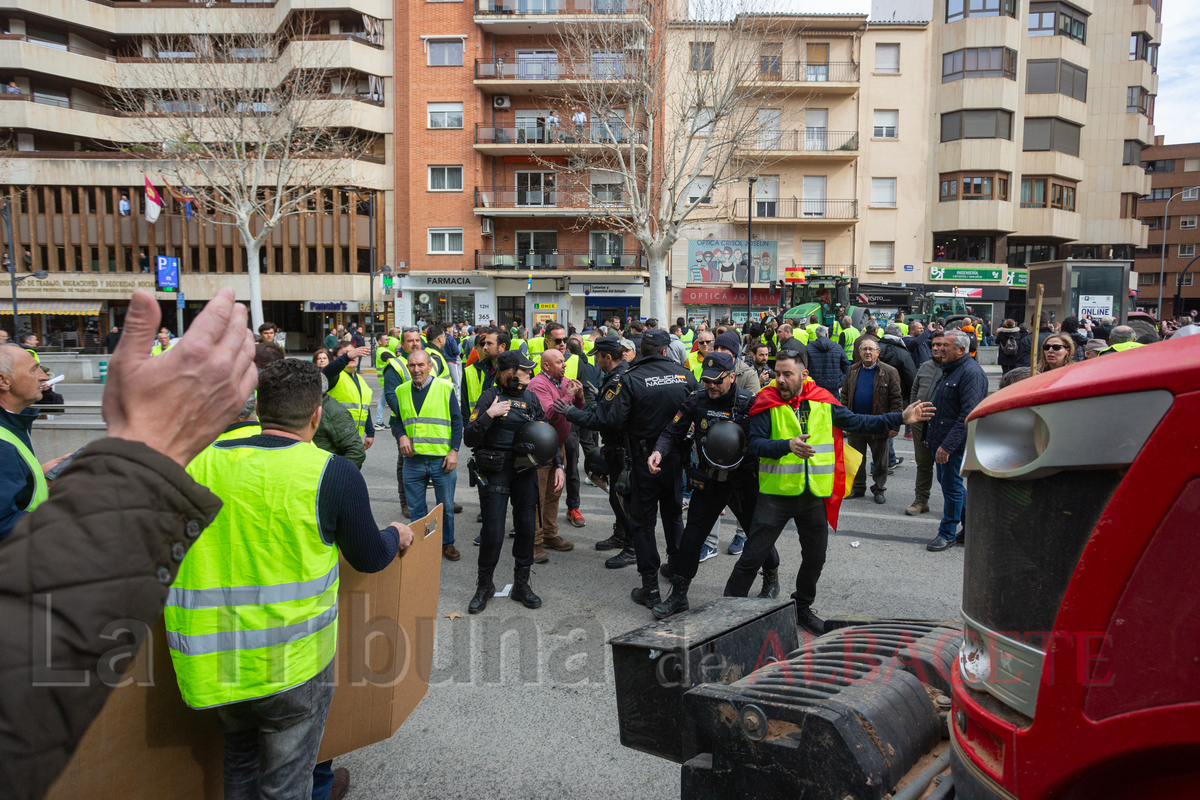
[475,0,648,15]
[475,57,635,81]
[740,130,859,152]
[476,249,644,270]
[0,91,383,118]
[740,61,861,83]
[733,197,858,220]
[0,92,121,117]
[475,188,629,209]
[475,122,642,145]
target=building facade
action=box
[1133,138,1200,317]
[1,0,393,349]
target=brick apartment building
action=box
[1134,137,1200,317]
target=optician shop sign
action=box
[568,283,644,297]
[681,287,783,305]
[929,266,1003,282]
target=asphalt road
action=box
[63,372,997,800]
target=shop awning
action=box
[0,300,103,315]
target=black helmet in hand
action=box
[584,445,607,479]
[513,421,560,471]
[700,420,747,472]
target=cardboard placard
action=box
[45,506,443,800]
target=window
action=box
[942,48,1017,82]
[1127,86,1153,116]
[871,178,897,207]
[940,177,958,202]
[1184,158,1200,173]
[1051,182,1075,211]
[940,109,1013,142]
[1181,216,1199,230]
[1183,273,1195,286]
[1180,244,1197,258]
[939,171,1011,202]
[873,109,898,139]
[1026,59,1087,101]
[1149,188,1171,200]
[427,39,464,66]
[934,234,993,262]
[1145,215,1167,230]
[428,227,464,254]
[690,42,714,70]
[429,165,463,191]
[947,0,1016,22]
[759,43,783,78]
[1137,272,1156,285]
[1123,140,1144,166]
[590,170,624,203]
[964,175,994,200]
[686,177,713,206]
[1020,177,1076,211]
[428,102,463,128]
[1023,118,1081,157]
[1029,2,1088,43]
[1142,159,1175,174]
[869,241,895,271]
[1130,32,1157,67]
[876,43,900,74]
[1184,187,1200,201]
[689,107,714,137]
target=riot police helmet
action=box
[513,421,560,470]
[584,445,607,478]
[700,420,746,470]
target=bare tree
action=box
[541,1,802,321]
[112,10,378,328]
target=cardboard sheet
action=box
[45,506,443,799]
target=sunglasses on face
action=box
[550,337,566,344]
[1042,344,1068,352]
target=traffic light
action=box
[382,274,393,296]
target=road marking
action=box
[838,509,941,526]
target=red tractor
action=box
[611,336,1200,799]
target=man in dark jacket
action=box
[925,330,988,551]
[839,338,902,503]
[905,320,933,368]
[879,325,916,405]
[315,374,367,468]
[105,325,122,353]
[1016,315,1053,366]
[805,325,848,395]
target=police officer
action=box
[463,328,509,531]
[463,349,562,614]
[601,329,697,608]
[556,336,633,564]
[646,352,779,619]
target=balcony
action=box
[737,130,859,160]
[475,187,630,216]
[738,61,860,94]
[474,0,650,33]
[475,249,645,271]
[732,197,858,224]
[474,56,635,95]
[474,122,644,155]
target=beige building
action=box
[1,0,393,347]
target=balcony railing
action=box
[740,130,859,152]
[475,0,648,15]
[476,249,644,270]
[740,61,861,83]
[475,57,634,81]
[475,122,642,146]
[0,91,383,118]
[0,92,121,117]
[475,187,629,210]
[733,197,859,220]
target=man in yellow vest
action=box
[1099,326,1146,355]
[0,346,70,539]
[396,349,462,561]
[677,316,695,347]
[172,359,412,798]
[324,341,374,447]
[381,328,427,518]
[723,349,933,633]
[684,329,715,379]
[151,329,177,356]
[374,331,395,427]
[835,315,860,361]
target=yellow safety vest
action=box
[684,351,703,380]
[327,372,373,437]
[0,426,48,514]
[837,327,860,359]
[758,401,835,497]
[216,422,262,442]
[1100,341,1145,355]
[679,329,695,346]
[533,351,583,378]
[24,348,40,363]
[528,338,546,358]
[151,341,177,357]
[172,440,337,709]
[464,363,486,408]
[397,377,455,456]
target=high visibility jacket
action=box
[836,327,860,359]
[427,349,446,378]
[1100,341,1145,355]
[24,348,40,363]
[684,351,703,380]
[533,350,583,378]
[0,426,48,514]
[216,422,262,442]
[397,377,455,456]
[527,337,546,358]
[679,329,695,346]
[171,440,338,710]
[151,341,176,357]
[759,401,836,497]
[510,338,527,357]
[327,372,372,437]
[895,322,909,336]
[375,343,396,372]
[385,352,413,383]
[464,362,486,408]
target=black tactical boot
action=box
[631,572,660,608]
[652,575,691,620]
[511,565,542,609]
[468,571,495,615]
[605,545,637,569]
[596,521,625,551]
[758,568,780,599]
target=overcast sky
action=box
[774,0,1197,146]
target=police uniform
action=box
[601,330,697,607]
[462,350,560,611]
[652,354,779,591]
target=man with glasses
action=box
[685,331,715,380]
[381,328,426,518]
[464,328,509,534]
[533,322,587,527]
[839,338,902,504]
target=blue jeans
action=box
[935,448,966,540]
[402,453,457,545]
[312,762,334,800]
[375,389,388,426]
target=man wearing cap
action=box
[601,329,698,609]
[713,331,760,393]
[462,328,509,532]
[558,336,634,563]
[528,348,583,561]
[646,352,779,618]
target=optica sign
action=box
[681,287,783,305]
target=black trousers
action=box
[676,470,778,581]
[478,463,539,574]
[627,453,684,576]
[604,446,630,536]
[725,491,828,609]
[564,426,581,511]
[848,435,889,494]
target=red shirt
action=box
[528,372,584,445]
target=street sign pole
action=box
[176,292,185,337]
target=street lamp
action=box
[1157,189,1188,316]
[1,199,48,334]
[746,177,757,326]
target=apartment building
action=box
[1,0,392,348]
[1133,138,1200,316]
[391,0,659,330]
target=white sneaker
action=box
[699,544,718,563]
[584,475,594,486]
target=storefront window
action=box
[933,234,994,263]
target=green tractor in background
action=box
[780,275,969,329]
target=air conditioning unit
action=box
[493,95,511,110]
[481,217,494,236]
